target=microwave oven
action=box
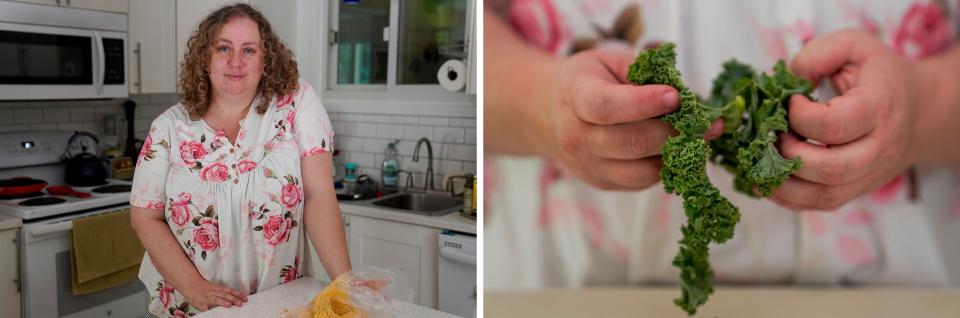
[0,0,128,100]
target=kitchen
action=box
[0,0,477,317]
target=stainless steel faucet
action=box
[412,137,435,191]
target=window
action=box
[327,0,473,102]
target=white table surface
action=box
[196,277,462,318]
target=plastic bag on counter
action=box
[281,266,415,318]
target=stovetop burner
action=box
[92,185,132,193]
[19,197,67,206]
[0,192,44,200]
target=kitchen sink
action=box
[370,192,462,216]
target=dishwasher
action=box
[437,230,476,318]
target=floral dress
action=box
[130,79,334,317]
[486,0,960,290]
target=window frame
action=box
[323,0,475,113]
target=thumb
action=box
[790,29,886,84]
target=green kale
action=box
[627,43,810,315]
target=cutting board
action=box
[196,277,462,318]
[486,287,960,318]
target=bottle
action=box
[344,162,358,183]
[462,174,474,215]
[471,177,477,214]
[381,140,400,187]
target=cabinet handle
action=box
[12,236,20,293]
[134,42,142,93]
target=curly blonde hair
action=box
[178,3,299,120]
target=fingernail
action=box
[662,91,679,108]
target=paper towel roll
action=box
[437,59,467,92]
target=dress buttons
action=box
[231,163,237,168]
[229,148,235,154]
[234,179,239,184]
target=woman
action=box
[130,4,349,317]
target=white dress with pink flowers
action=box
[486,0,960,290]
[130,78,334,317]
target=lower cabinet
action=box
[303,212,440,309]
[348,215,440,309]
[0,228,20,318]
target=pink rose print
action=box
[281,257,300,283]
[137,134,153,166]
[286,109,296,133]
[158,281,175,308]
[172,310,189,318]
[276,93,293,109]
[870,174,905,203]
[193,218,220,251]
[302,147,325,157]
[508,0,572,56]
[169,201,191,228]
[178,192,191,203]
[893,3,951,59]
[238,160,257,174]
[143,201,165,210]
[179,141,207,167]
[281,183,302,210]
[836,234,874,266]
[215,130,226,138]
[262,215,292,246]
[199,162,230,182]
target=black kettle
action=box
[64,132,108,187]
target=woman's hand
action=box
[534,49,723,190]
[772,30,922,210]
[181,278,248,311]
[484,9,721,190]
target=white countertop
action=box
[196,277,461,318]
[0,213,21,231]
[339,200,476,235]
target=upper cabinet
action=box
[128,0,177,93]
[10,0,127,13]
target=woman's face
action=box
[208,16,264,100]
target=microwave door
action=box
[0,23,98,100]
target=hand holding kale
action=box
[627,43,810,315]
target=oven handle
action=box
[30,221,73,237]
[95,32,105,95]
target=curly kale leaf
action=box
[709,60,810,197]
[628,43,739,316]
[628,44,810,315]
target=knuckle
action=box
[582,93,611,123]
[819,158,848,185]
[626,128,652,157]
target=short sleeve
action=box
[292,80,335,158]
[130,115,172,210]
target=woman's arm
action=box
[301,152,351,280]
[130,207,246,310]
[911,44,960,166]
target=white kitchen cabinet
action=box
[176,0,249,75]
[348,214,439,309]
[0,228,20,318]
[304,213,350,283]
[10,0,127,13]
[128,0,177,93]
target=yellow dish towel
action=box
[71,208,144,295]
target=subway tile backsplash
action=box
[328,111,477,189]
[0,94,478,189]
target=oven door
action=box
[19,205,147,318]
[0,22,127,100]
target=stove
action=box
[0,131,132,221]
[0,131,147,318]
[0,179,132,220]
